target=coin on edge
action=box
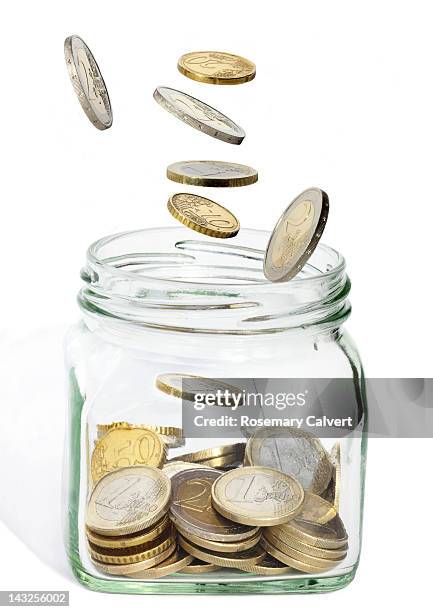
[125,547,193,578]
[170,443,245,465]
[167,193,240,239]
[263,187,329,282]
[245,426,333,494]
[177,51,256,85]
[179,535,266,569]
[170,467,259,542]
[156,373,242,404]
[166,161,258,188]
[91,426,166,484]
[211,466,304,527]
[180,558,218,574]
[86,466,171,536]
[153,86,245,145]
[64,35,112,130]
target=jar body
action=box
[64,317,366,594]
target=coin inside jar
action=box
[178,535,266,569]
[170,467,259,542]
[211,466,304,527]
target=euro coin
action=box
[156,373,242,404]
[268,525,348,560]
[86,515,170,549]
[245,426,332,494]
[261,537,329,574]
[64,35,112,130]
[179,535,266,569]
[86,466,171,536]
[263,187,329,282]
[167,193,240,239]
[170,467,259,542]
[91,426,166,484]
[90,540,176,576]
[153,86,245,145]
[180,558,218,573]
[175,523,262,553]
[276,515,348,550]
[297,492,337,524]
[177,51,256,85]
[170,443,245,465]
[238,553,293,575]
[96,422,184,449]
[124,547,193,578]
[166,161,258,188]
[211,466,304,527]
[263,530,340,570]
[88,530,175,565]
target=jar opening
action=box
[79,227,351,335]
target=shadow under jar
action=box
[64,227,367,595]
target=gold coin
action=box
[237,553,294,575]
[264,187,329,282]
[85,516,170,549]
[96,422,184,449]
[91,540,176,576]
[276,515,348,550]
[261,537,330,574]
[167,193,240,239]
[267,526,348,560]
[175,523,262,553]
[88,530,175,565]
[170,443,245,465]
[156,372,242,403]
[166,160,258,188]
[211,466,304,527]
[297,492,337,525]
[86,466,171,536]
[179,535,266,569]
[91,426,166,484]
[245,426,332,494]
[124,547,193,578]
[199,453,243,469]
[180,558,218,574]
[263,531,340,570]
[177,51,256,85]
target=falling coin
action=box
[153,86,245,145]
[64,35,112,130]
[156,373,242,403]
[167,193,240,239]
[264,187,329,282]
[166,160,258,188]
[177,51,256,85]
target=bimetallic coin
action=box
[156,373,242,404]
[170,443,245,465]
[177,51,256,85]
[180,558,218,574]
[179,535,266,569]
[86,515,170,549]
[168,193,240,239]
[91,426,166,484]
[268,525,348,560]
[153,86,245,145]
[170,467,258,542]
[175,523,262,553]
[88,530,175,565]
[297,493,337,525]
[238,553,293,575]
[263,531,340,570]
[277,516,348,550]
[124,547,193,578]
[91,540,176,576]
[162,461,201,479]
[96,422,184,449]
[211,466,304,527]
[261,537,330,574]
[64,35,112,130]
[245,426,332,494]
[166,161,258,188]
[86,466,171,536]
[264,187,329,282]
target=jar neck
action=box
[78,227,351,336]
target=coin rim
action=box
[124,547,193,578]
[175,523,262,552]
[177,51,256,85]
[179,535,266,569]
[166,160,258,188]
[90,540,176,575]
[85,515,170,549]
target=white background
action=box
[0,0,431,610]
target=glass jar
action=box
[64,226,367,595]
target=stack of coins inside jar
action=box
[85,373,346,578]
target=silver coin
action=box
[264,187,329,282]
[64,35,112,130]
[166,161,258,187]
[153,87,245,145]
[162,461,200,479]
[245,427,332,495]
